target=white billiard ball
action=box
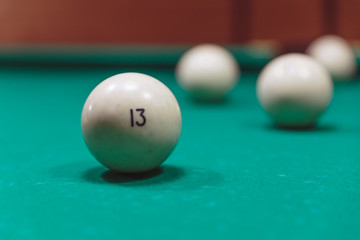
[81,73,182,173]
[176,44,240,100]
[257,53,333,128]
[307,35,357,80]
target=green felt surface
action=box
[0,64,360,240]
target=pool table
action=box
[0,45,359,240]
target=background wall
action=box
[0,0,359,47]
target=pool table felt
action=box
[0,65,359,240]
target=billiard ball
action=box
[81,73,182,173]
[306,35,356,80]
[176,44,240,100]
[257,53,333,128]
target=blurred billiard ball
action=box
[257,53,333,128]
[307,35,357,80]
[176,44,240,101]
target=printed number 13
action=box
[130,108,146,127]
